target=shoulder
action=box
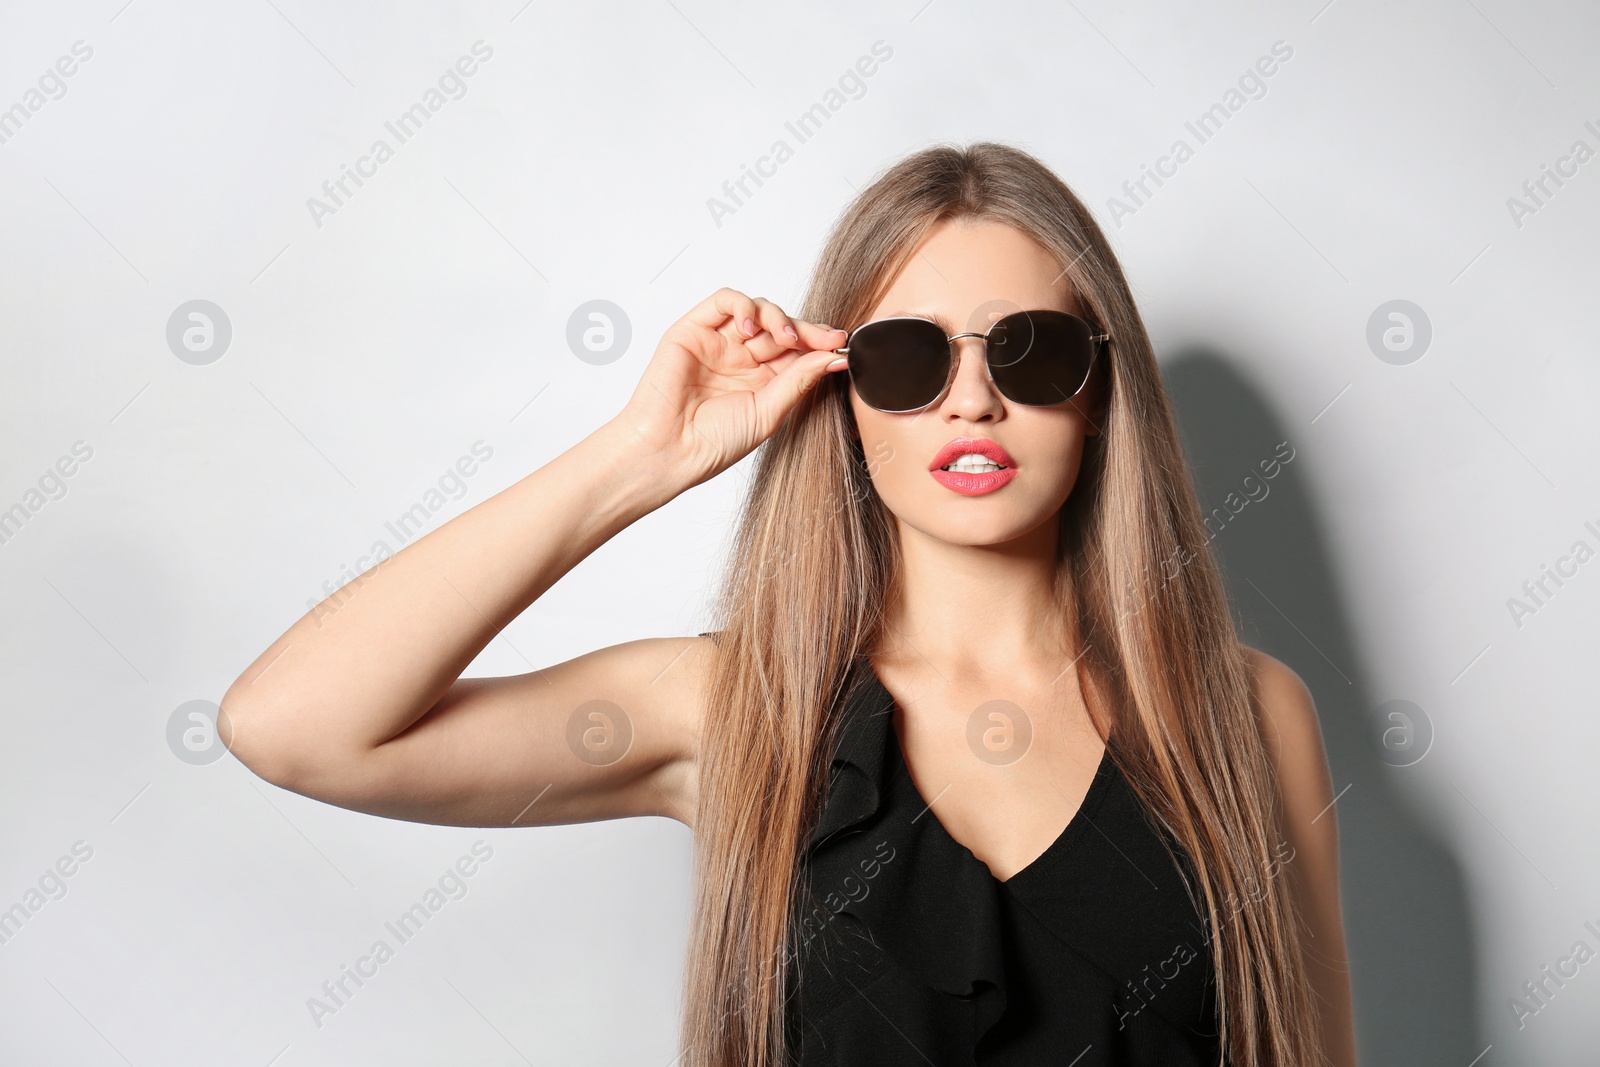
[1243,649,1319,766]
[1240,646,1337,850]
[1239,650,1357,1061]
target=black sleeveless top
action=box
[785,657,1227,1066]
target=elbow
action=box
[218,689,313,791]
[219,689,374,801]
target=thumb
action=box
[751,349,847,438]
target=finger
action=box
[792,319,849,352]
[742,330,798,362]
[735,297,810,363]
[742,297,826,363]
[750,297,804,353]
[746,314,846,362]
[750,348,850,438]
[684,287,761,338]
[735,298,793,362]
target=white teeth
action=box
[941,452,1004,473]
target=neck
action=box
[878,515,1078,681]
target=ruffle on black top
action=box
[787,658,1227,1066]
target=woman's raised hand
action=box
[223,292,848,834]
[610,288,849,487]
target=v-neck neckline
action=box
[866,660,1114,887]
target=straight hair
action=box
[681,140,1322,1067]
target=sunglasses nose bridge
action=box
[941,331,1005,404]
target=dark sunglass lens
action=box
[846,318,952,412]
[987,310,1096,405]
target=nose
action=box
[936,336,1004,419]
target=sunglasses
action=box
[834,309,1109,413]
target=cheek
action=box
[1049,443,1089,500]
[850,407,919,497]
[862,436,900,478]
[1051,420,1092,470]
[1017,426,1093,510]
[864,435,917,493]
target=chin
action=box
[908,505,1054,547]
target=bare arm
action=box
[220,289,849,829]
[221,420,703,827]
[1246,647,1358,1067]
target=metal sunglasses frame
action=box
[831,309,1111,414]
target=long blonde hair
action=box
[682,141,1321,1067]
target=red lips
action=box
[928,437,1019,496]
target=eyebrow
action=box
[884,308,1074,333]
[887,310,959,332]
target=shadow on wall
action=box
[1162,347,1482,1067]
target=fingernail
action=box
[742,317,757,336]
[783,324,798,340]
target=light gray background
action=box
[2,1,1597,1063]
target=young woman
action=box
[223,142,1355,1067]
